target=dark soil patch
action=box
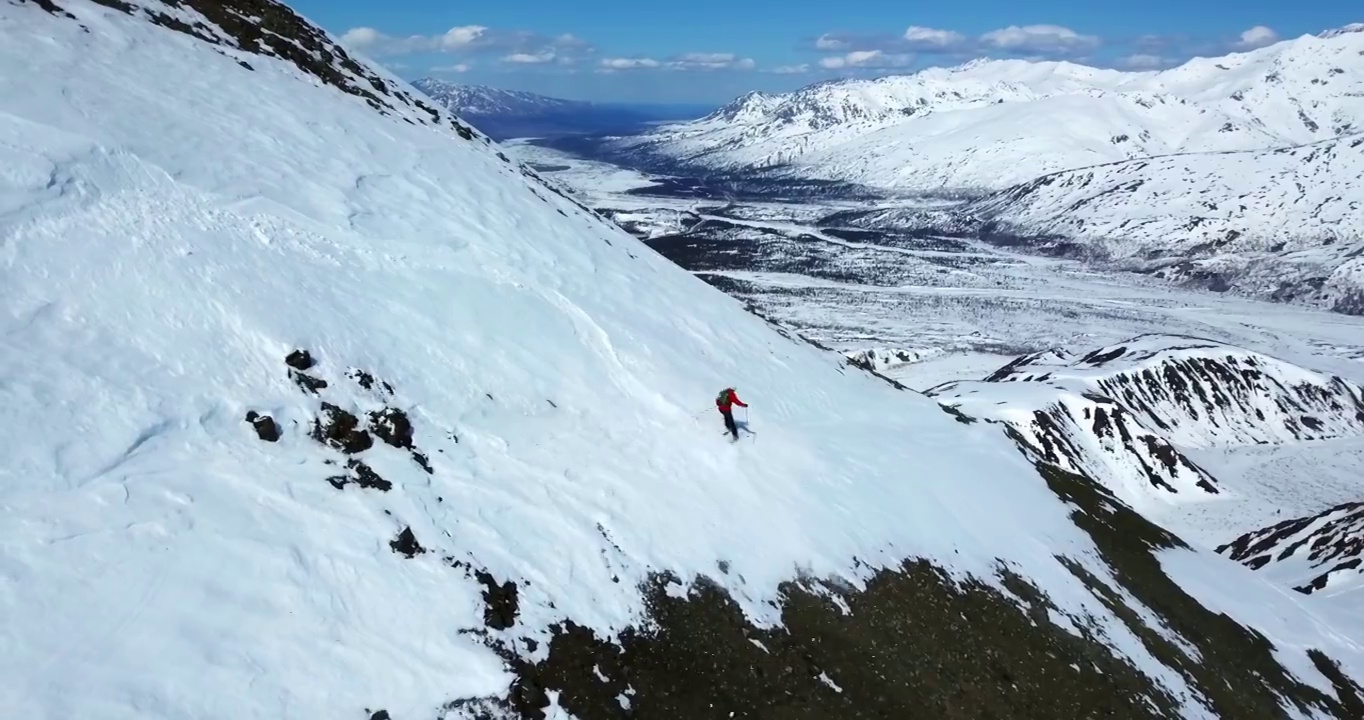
[1032,455,1361,719]
[485,563,1171,720]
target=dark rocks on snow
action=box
[21,0,77,19]
[325,459,392,492]
[312,402,373,454]
[290,370,328,394]
[390,527,425,558]
[349,368,394,395]
[285,349,316,370]
[368,711,391,720]
[368,408,414,448]
[244,411,281,442]
[475,570,520,630]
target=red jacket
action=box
[716,389,747,412]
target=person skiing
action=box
[715,387,748,440]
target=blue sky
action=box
[291,0,1361,104]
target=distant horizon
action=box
[286,0,1362,103]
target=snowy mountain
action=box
[410,79,702,141]
[929,334,1364,513]
[410,81,589,117]
[1218,501,1364,599]
[966,134,1364,313]
[6,2,1364,718]
[617,27,1364,193]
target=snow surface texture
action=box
[929,334,1364,519]
[620,28,1364,194]
[5,2,1364,718]
[1218,501,1364,600]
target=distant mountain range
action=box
[410,80,713,141]
[599,25,1364,314]
[613,25,1364,193]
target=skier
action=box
[715,387,748,441]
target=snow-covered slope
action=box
[930,378,1222,515]
[929,334,1364,514]
[967,134,1364,313]
[618,27,1364,193]
[5,2,1364,718]
[1218,502,1364,600]
[982,334,1364,447]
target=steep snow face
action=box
[18,2,1359,718]
[983,335,1364,447]
[1218,502,1364,600]
[621,29,1364,192]
[967,134,1364,313]
[410,79,588,116]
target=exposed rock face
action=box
[1219,502,1364,596]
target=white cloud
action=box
[820,50,914,69]
[1236,25,1279,48]
[431,64,471,74]
[666,52,757,70]
[439,25,488,50]
[902,26,966,48]
[979,24,1100,54]
[598,57,662,71]
[1120,53,1165,69]
[815,33,849,50]
[504,51,555,64]
[769,64,810,74]
[340,27,382,48]
[337,24,591,62]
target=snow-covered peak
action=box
[618,26,1364,192]
[1319,23,1364,38]
[410,79,589,116]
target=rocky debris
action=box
[390,527,425,558]
[367,711,391,720]
[475,570,520,631]
[1218,501,1364,595]
[21,0,76,19]
[285,349,315,370]
[369,408,414,448]
[326,458,392,492]
[312,402,373,454]
[349,369,394,395]
[244,411,281,442]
